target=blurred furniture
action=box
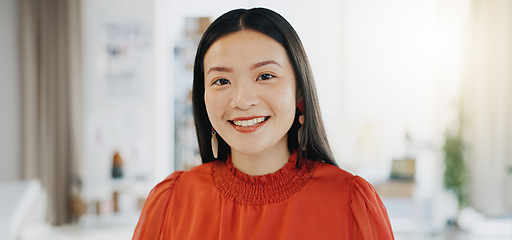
[0,180,42,240]
[76,177,150,230]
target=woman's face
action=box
[204,29,296,157]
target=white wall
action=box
[339,0,440,179]
[81,0,172,199]
[0,0,20,181]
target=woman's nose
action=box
[230,82,258,110]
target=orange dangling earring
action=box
[298,115,305,149]
[297,100,305,150]
[211,128,218,159]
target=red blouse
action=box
[133,153,394,239]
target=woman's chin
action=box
[230,146,266,157]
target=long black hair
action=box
[192,7,337,167]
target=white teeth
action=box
[233,117,266,127]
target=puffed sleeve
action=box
[132,171,183,240]
[350,176,394,240]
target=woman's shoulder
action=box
[314,162,394,238]
[179,161,216,178]
[159,161,217,190]
[313,161,355,186]
[313,162,383,195]
[133,162,218,239]
[348,175,394,239]
[141,161,216,199]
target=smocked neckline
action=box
[212,152,317,205]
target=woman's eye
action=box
[257,73,275,81]
[213,78,230,85]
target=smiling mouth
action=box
[229,116,270,127]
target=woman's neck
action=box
[231,144,291,176]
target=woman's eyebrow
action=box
[207,60,281,74]
[207,66,233,74]
[251,60,281,70]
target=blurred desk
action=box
[374,180,415,199]
[78,177,152,227]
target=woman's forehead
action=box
[204,30,289,70]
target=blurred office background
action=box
[1,0,511,239]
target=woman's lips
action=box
[229,116,270,133]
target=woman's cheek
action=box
[205,93,223,122]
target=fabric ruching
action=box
[213,152,317,205]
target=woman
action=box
[133,8,394,239]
